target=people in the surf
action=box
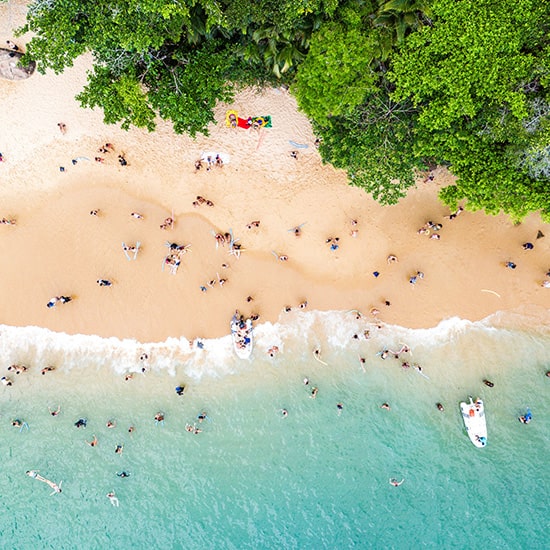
[74,418,87,428]
[117,471,130,478]
[518,408,532,424]
[175,385,185,396]
[483,379,494,388]
[48,405,60,417]
[436,403,444,412]
[389,478,404,486]
[115,444,124,455]
[280,409,288,418]
[86,435,98,447]
[381,403,391,411]
[197,411,208,423]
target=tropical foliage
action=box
[18,0,550,219]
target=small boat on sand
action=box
[230,311,253,359]
[460,397,487,448]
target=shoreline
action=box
[1,175,549,342]
[2,3,550,343]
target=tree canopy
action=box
[18,0,550,220]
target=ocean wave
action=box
[1,306,548,381]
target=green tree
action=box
[389,0,550,219]
[19,0,335,134]
[315,87,421,204]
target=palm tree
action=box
[373,0,432,45]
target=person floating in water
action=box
[26,470,62,495]
[107,491,119,506]
[389,478,404,487]
[519,408,532,424]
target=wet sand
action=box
[1,0,550,342]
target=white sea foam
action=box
[1,307,548,383]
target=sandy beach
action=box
[1,0,550,343]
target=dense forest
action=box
[18,0,550,220]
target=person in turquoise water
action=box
[389,478,404,487]
[519,408,532,424]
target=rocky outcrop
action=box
[0,48,36,80]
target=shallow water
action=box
[0,310,548,549]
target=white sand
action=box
[1,0,550,342]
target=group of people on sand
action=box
[194,154,223,172]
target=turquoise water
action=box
[0,309,548,549]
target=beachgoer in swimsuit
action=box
[389,478,404,486]
[86,435,98,447]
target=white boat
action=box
[230,312,253,359]
[460,397,487,448]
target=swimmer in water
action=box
[280,409,288,418]
[518,408,532,424]
[483,379,494,388]
[117,471,130,478]
[86,435,98,447]
[381,403,391,411]
[48,405,61,417]
[26,471,62,494]
[436,403,444,412]
[107,492,119,506]
[389,478,404,486]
